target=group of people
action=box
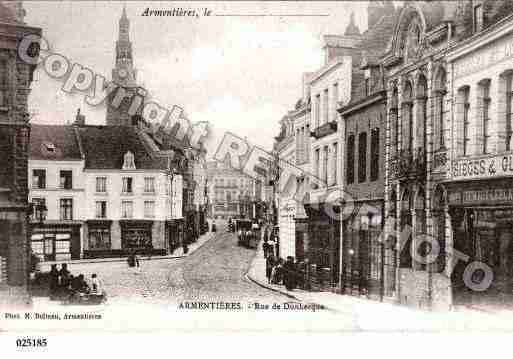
[48,263,106,304]
[265,255,299,291]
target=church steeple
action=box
[112,5,136,87]
[107,5,144,126]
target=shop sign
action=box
[453,34,513,79]
[451,154,513,180]
[450,188,513,205]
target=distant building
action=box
[206,161,258,220]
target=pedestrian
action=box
[48,264,59,299]
[262,240,270,259]
[266,254,275,284]
[89,273,106,304]
[283,256,296,291]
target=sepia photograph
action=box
[2,0,513,348]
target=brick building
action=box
[338,3,395,300]
[0,1,41,304]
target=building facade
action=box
[442,2,513,309]
[29,122,184,260]
[0,1,41,303]
[28,125,85,262]
[302,32,357,288]
[207,161,258,220]
[338,2,395,300]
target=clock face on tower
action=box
[117,68,128,79]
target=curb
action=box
[244,272,298,300]
[40,233,214,268]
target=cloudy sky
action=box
[25,1,369,156]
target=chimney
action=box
[74,108,85,126]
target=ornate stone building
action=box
[0,1,41,304]
[381,1,513,310]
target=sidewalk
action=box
[39,230,215,272]
[246,239,513,331]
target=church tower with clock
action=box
[106,6,145,126]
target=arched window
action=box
[399,189,413,268]
[390,87,399,158]
[434,68,447,150]
[432,186,447,273]
[414,188,426,270]
[416,75,427,156]
[346,134,355,184]
[402,81,413,154]
[458,86,471,156]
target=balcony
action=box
[311,121,337,140]
[390,148,426,180]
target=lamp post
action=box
[28,201,47,293]
[167,165,179,254]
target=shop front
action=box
[120,220,156,254]
[30,222,81,262]
[165,219,184,255]
[83,220,112,259]
[447,179,513,309]
[304,203,340,290]
[342,201,384,299]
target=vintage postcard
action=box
[2,0,513,345]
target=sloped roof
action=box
[76,125,167,170]
[359,9,401,66]
[30,125,82,161]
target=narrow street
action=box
[47,227,290,307]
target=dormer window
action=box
[122,150,136,170]
[474,4,483,32]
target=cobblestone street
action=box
[48,230,289,307]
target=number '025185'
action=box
[16,338,47,347]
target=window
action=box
[32,198,46,221]
[332,142,338,186]
[32,169,46,189]
[507,73,513,150]
[482,81,491,154]
[365,78,370,97]
[60,199,73,220]
[122,151,136,169]
[121,201,133,218]
[333,83,339,122]
[144,201,155,218]
[59,170,73,189]
[347,134,355,184]
[95,201,107,219]
[358,132,367,183]
[474,4,483,32]
[370,128,380,181]
[463,88,471,156]
[305,124,310,162]
[315,148,320,179]
[323,89,329,124]
[323,146,328,184]
[434,70,447,149]
[96,177,107,193]
[88,228,111,250]
[402,82,413,153]
[0,59,7,107]
[122,177,133,193]
[144,177,155,193]
[315,94,321,128]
